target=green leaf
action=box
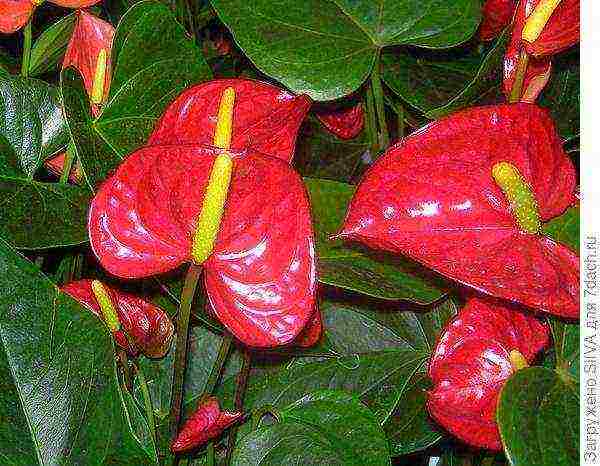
[61,1,211,191]
[539,50,579,143]
[232,390,391,466]
[95,0,212,156]
[549,317,579,379]
[305,177,447,303]
[0,238,154,464]
[0,74,69,178]
[382,32,507,119]
[497,367,578,466]
[543,206,579,251]
[29,13,76,77]
[0,175,90,249]
[211,0,482,100]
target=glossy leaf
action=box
[232,390,391,466]
[148,79,311,163]
[428,297,549,450]
[0,174,90,249]
[497,367,578,465]
[339,104,579,317]
[549,317,579,378]
[0,238,154,465]
[382,32,507,119]
[305,177,447,303]
[211,0,482,100]
[95,1,212,156]
[29,13,76,77]
[0,74,69,178]
[89,145,317,348]
[543,206,579,251]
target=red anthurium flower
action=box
[44,152,83,184]
[63,10,114,115]
[0,0,100,34]
[504,0,579,102]
[480,0,515,41]
[294,309,323,348]
[337,104,578,318]
[315,102,364,140]
[171,396,242,453]
[148,79,311,163]
[89,83,317,348]
[427,297,549,450]
[62,279,174,358]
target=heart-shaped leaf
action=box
[232,390,391,466]
[382,31,507,119]
[0,74,69,178]
[305,177,447,303]
[0,238,154,464]
[543,206,579,251]
[497,367,578,466]
[211,0,482,100]
[29,13,76,77]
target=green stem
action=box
[207,443,215,466]
[21,20,32,77]
[117,348,132,392]
[225,350,251,464]
[59,142,77,185]
[136,365,157,450]
[169,264,202,441]
[364,86,379,155]
[203,334,233,396]
[370,55,390,149]
[509,50,529,103]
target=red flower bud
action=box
[62,279,174,358]
[427,297,549,450]
[338,104,578,318]
[62,10,114,115]
[480,0,515,41]
[171,397,242,453]
[315,102,364,140]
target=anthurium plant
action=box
[0,1,579,465]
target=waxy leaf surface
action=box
[339,104,579,317]
[28,12,76,76]
[211,0,481,100]
[89,145,316,347]
[428,297,549,450]
[148,79,311,163]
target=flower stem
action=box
[363,90,378,155]
[203,334,233,395]
[509,50,529,103]
[169,264,202,441]
[21,20,32,77]
[225,350,251,464]
[135,364,157,450]
[370,55,390,149]
[59,142,77,185]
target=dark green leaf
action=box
[211,0,481,100]
[549,317,579,379]
[539,50,579,142]
[0,74,69,178]
[233,390,391,466]
[305,177,447,302]
[543,206,579,251]
[29,13,76,77]
[0,176,90,249]
[0,238,154,464]
[382,32,507,118]
[497,367,578,466]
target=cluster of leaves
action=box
[0,1,579,466]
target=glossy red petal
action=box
[62,279,174,357]
[62,10,114,113]
[0,0,33,34]
[44,152,83,184]
[315,102,364,139]
[427,297,549,450]
[480,0,515,41]
[503,37,552,102]
[147,79,311,163]
[171,397,242,453]
[293,307,323,348]
[514,0,579,57]
[339,104,578,317]
[204,152,317,347]
[89,145,317,347]
[50,0,100,7]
